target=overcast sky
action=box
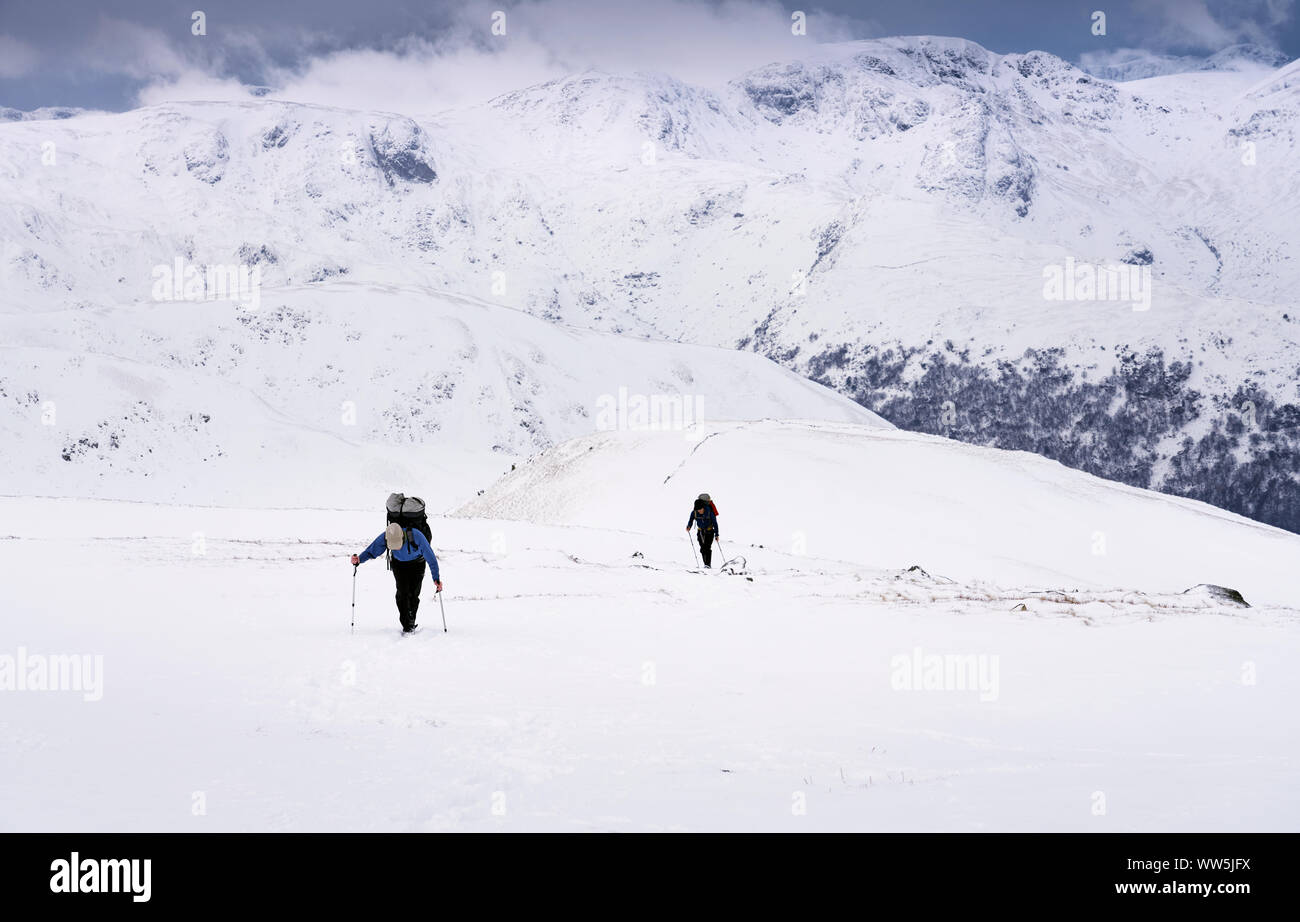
[1,0,1297,112]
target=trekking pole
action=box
[688,532,700,567]
[716,537,725,567]
[437,588,448,633]
[350,565,358,633]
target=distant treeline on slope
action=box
[791,341,1300,534]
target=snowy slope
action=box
[2,494,1296,832]
[0,282,883,507]
[465,420,1300,608]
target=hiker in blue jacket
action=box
[686,495,720,568]
[351,524,442,633]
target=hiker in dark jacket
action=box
[686,497,720,567]
[351,524,442,633]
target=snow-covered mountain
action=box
[0,282,882,507]
[2,36,1296,528]
[8,23,1300,840]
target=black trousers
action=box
[391,557,426,629]
[697,528,715,567]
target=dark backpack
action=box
[385,493,432,567]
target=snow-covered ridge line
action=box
[467,421,1300,608]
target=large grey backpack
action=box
[384,493,431,567]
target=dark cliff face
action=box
[782,338,1300,534]
[368,118,438,185]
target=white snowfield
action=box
[467,420,1300,609]
[2,421,1297,832]
[0,282,884,506]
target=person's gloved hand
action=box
[350,554,360,566]
[685,526,691,532]
[435,580,444,593]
